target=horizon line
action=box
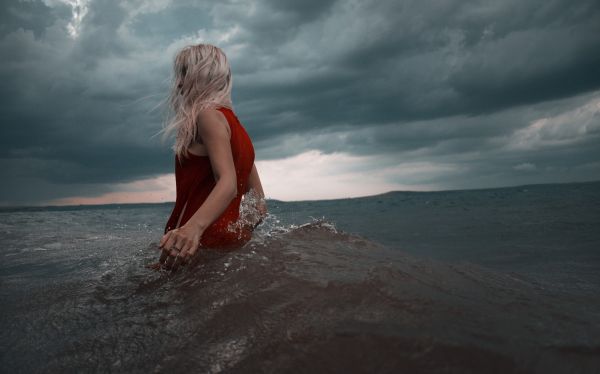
[1,179,598,211]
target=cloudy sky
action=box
[1,0,599,206]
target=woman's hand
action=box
[157,223,203,271]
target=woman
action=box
[153,43,266,271]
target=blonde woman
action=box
[153,43,266,271]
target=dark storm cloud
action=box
[0,0,66,38]
[236,0,600,130]
[1,0,600,205]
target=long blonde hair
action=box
[159,43,233,160]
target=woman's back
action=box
[164,106,255,249]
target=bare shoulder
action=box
[196,108,230,138]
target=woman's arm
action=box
[246,163,267,223]
[184,109,237,233]
[247,163,265,198]
[159,109,236,264]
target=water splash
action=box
[227,188,267,240]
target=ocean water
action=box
[1,181,599,373]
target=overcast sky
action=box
[1,0,599,206]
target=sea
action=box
[1,180,599,373]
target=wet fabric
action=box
[163,106,255,249]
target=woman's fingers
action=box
[160,228,187,248]
[171,251,186,272]
[172,243,198,270]
[165,236,188,270]
[167,240,184,266]
[159,231,173,248]
[188,243,199,258]
[170,245,196,272]
[155,228,202,272]
[160,231,183,255]
[159,248,170,264]
[161,234,181,265]
[174,242,196,269]
[161,234,177,252]
[164,254,175,269]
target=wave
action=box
[3,219,598,373]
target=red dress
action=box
[163,106,255,250]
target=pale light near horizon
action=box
[48,174,176,206]
[255,150,437,201]
[46,150,441,206]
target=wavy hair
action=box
[158,43,233,160]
